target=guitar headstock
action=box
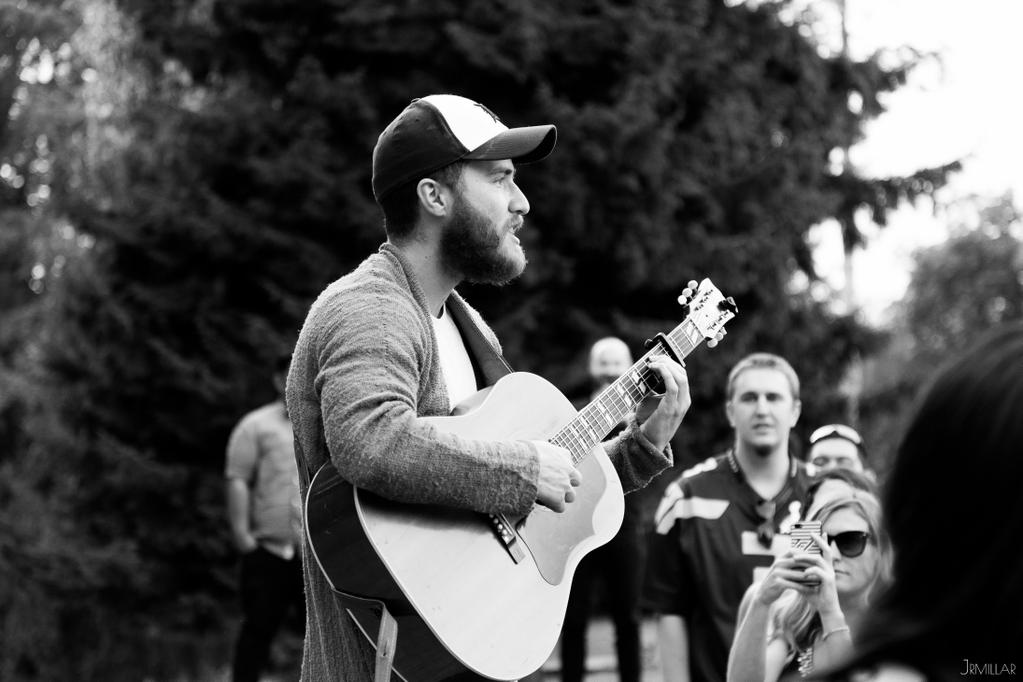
[677,279,737,348]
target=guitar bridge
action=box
[488,513,526,563]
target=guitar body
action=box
[305,372,625,681]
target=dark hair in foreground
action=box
[818,322,1023,681]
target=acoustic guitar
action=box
[305,279,737,681]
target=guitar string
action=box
[552,320,707,460]
[551,320,704,464]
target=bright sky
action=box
[805,0,1023,326]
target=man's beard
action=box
[439,194,526,285]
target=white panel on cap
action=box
[421,94,508,152]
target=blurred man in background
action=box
[560,337,646,682]
[806,423,870,475]
[225,354,304,682]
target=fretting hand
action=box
[638,355,692,450]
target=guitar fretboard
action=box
[550,319,706,464]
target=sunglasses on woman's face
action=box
[827,530,871,558]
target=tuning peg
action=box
[719,297,738,314]
[677,280,702,306]
[707,328,728,349]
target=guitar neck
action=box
[550,320,705,464]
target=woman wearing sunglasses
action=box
[726,492,891,681]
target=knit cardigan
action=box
[287,243,673,681]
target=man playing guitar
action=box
[287,94,692,682]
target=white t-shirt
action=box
[431,304,479,410]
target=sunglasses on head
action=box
[809,423,864,447]
[827,530,871,558]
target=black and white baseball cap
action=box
[371,94,557,202]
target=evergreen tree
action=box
[0,3,98,680]
[118,0,943,449]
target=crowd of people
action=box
[219,93,1021,682]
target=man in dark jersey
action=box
[642,353,813,682]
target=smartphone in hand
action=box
[790,521,822,585]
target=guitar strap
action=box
[333,593,406,682]
[446,293,514,387]
[373,605,399,682]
